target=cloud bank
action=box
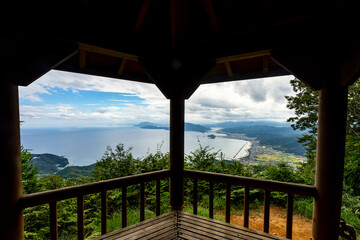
[19,70,295,128]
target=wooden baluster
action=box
[156,179,160,216]
[140,183,145,221]
[49,202,58,240]
[244,187,250,228]
[209,181,214,219]
[193,179,198,215]
[263,190,270,233]
[225,184,231,223]
[122,186,127,228]
[101,191,107,235]
[286,194,294,239]
[77,196,84,240]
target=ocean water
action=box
[20,127,251,166]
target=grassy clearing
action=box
[255,153,305,165]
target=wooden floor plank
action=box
[180,224,232,240]
[121,219,175,240]
[155,233,178,240]
[179,234,205,240]
[180,219,261,240]
[94,212,175,240]
[179,211,287,240]
[179,213,281,240]
[129,221,176,240]
[93,211,289,240]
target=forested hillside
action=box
[31,154,69,175]
[221,125,305,156]
[56,164,95,179]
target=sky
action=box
[19,70,295,128]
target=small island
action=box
[135,122,210,133]
[207,134,216,139]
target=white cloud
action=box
[186,76,295,123]
[19,70,295,128]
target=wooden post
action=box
[312,81,348,240]
[77,196,84,240]
[169,97,184,211]
[50,202,58,240]
[0,81,23,240]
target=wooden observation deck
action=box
[2,1,359,239]
[94,211,288,240]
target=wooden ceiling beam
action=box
[340,37,360,87]
[216,50,271,64]
[202,0,220,33]
[3,33,78,86]
[78,43,139,62]
[140,57,214,99]
[170,0,188,48]
[134,0,152,31]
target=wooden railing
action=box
[183,169,318,239]
[20,169,318,240]
[19,169,171,240]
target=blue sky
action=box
[19,70,295,128]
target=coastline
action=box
[218,132,256,160]
[241,141,253,159]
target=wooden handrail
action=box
[184,169,317,239]
[21,168,317,239]
[19,169,171,209]
[183,169,318,198]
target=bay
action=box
[20,127,251,166]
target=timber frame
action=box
[1,1,360,239]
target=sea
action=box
[20,127,251,166]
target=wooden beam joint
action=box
[224,61,233,77]
[118,59,128,75]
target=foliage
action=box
[93,144,140,181]
[285,78,360,194]
[185,141,221,171]
[285,79,319,161]
[21,146,40,194]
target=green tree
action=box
[185,141,221,171]
[21,146,40,194]
[285,79,319,162]
[93,144,139,181]
[138,143,169,172]
[285,78,360,193]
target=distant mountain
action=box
[221,125,297,137]
[205,121,291,128]
[31,153,69,175]
[134,122,167,128]
[185,123,210,133]
[135,122,210,133]
[221,125,305,156]
[56,164,95,179]
[141,125,169,130]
